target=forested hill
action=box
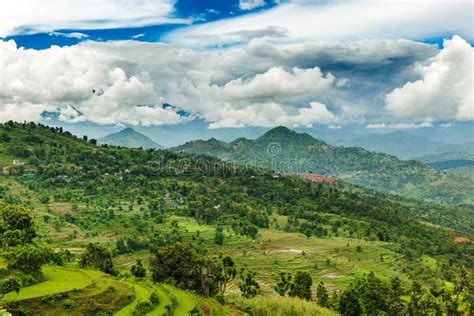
[0,121,473,238]
[173,126,474,206]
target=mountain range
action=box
[173,126,474,205]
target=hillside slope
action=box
[173,126,474,206]
[0,122,472,315]
[415,152,474,176]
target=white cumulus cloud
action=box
[0,36,464,128]
[239,0,266,11]
[385,35,474,121]
[0,0,184,37]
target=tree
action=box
[4,244,48,273]
[407,281,424,315]
[214,226,224,245]
[440,266,472,315]
[274,272,292,296]
[289,271,312,300]
[150,242,200,290]
[0,204,37,247]
[339,286,363,316]
[0,133,11,142]
[216,256,237,295]
[317,282,329,307]
[238,269,260,298]
[0,278,21,298]
[195,257,219,297]
[357,271,391,314]
[338,272,394,315]
[1,205,48,274]
[131,259,146,278]
[116,238,128,254]
[80,243,116,275]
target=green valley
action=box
[0,122,472,315]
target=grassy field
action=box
[2,266,103,302]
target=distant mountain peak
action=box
[258,126,324,145]
[121,127,135,133]
[262,126,292,136]
[99,128,162,149]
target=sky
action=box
[0,0,473,139]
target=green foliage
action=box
[0,204,37,247]
[150,243,236,297]
[216,255,236,295]
[150,242,201,290]
[132,291,159,316]
[288,271,312,300]
[274,271,292,296]
[79,243,116,275]
[238,269,260,298]
[230,295,336,316]
[0,204,48,274]
[4,244,48,273]
[317,282,329,308]
[0,277,20,298]
[1,122,473,315]
[214,226,224,245]
[130,259,146,278]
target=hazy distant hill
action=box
[415,152,474,176]
[347,131,441,159]
[346,131,474,159]
[99,128,162,149]
[174,126,474,205]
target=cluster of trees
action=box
[149,242,237,298]
[272,268,473,315]
[274,271,313,300]
[307,270,473,316]
[0,205,49,275]
[336,270,473,315]
[79,243,116,275]
[0,204,54,298]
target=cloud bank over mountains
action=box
[1,35,472,127]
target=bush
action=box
[63,298,75,309]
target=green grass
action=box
[2,266,103,302]
[161,284,198,315]
[149,285,173,315]
[229,295,337,316]
[114,283,150,316]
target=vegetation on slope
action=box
[0,121,473,315]
[173,126,474,206]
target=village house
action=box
[12,160,23,166]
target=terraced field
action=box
[0,263,234,315]
[2,266,103,302]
